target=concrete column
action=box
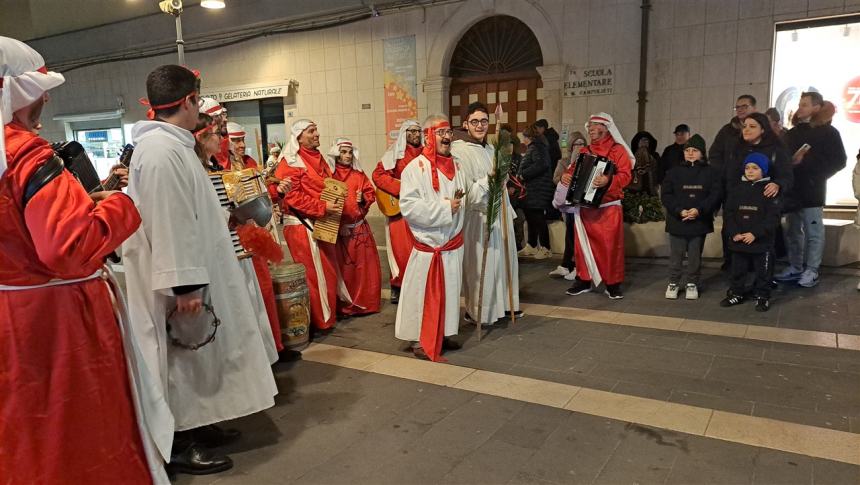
[536,63,567,128]
[423,75,451,118]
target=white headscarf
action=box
[200,97,225,116]
[380,119,420,170]
[0,36,65,178]
[585,112,636,167]
[279,118,316,168]
[226,121,245,138]
[327,137,362,172]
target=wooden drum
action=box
[271,263,310,351]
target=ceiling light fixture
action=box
[201,0,226,9]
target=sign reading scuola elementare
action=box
[564,66,614,97]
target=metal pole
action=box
[175,13,185,65]
[636,0,651,131]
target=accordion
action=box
[565,152,617,208]
[209,168,273,259]
[50,141,103,193]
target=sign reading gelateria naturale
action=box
[202,81,296,103]
[563,66,614,97]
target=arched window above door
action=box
[449,15,544,79]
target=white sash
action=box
[284,215,331,322]
[572,199,621,288]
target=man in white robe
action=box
[395,115,466,362]
[123,65,277,476]
[451,102,521,326]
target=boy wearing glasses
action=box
[124,65,277,475]
[452,102,521,327]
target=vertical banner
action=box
[383,35,418,147]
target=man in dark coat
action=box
[659,123,690,184]
[710,95,757,172]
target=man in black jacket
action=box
[776,93,847,288]
[709,95,757,172]
[659,123,690,184]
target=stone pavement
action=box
[172,223,860,484]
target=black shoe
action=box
[193,424,241,448]
[442,337,462,351]
[168,442,233,475]
[390,286,400,305]
[755,298,770,312]
[605,283,624,300]
[505,310,524,319]
[565,278,592,296]
[720,294,745,307]
[278,348,302,363]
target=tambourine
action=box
[166,303,221,351]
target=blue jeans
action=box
[784,207,825,272]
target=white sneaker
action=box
[533,247,551,260]
[775,266,804,282]
[685,283,699,300]
[548,265,570,277]
[798,269,819,288]
[518,245,537,257]
[564,271,578,281]
[665,283,679,300]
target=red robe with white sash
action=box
[333,164,381,316]
[372,144,422,288]
[271,147,338,330]
[0,123,152,485]
[566,135,632,286]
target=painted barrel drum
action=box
[271,263,310,351]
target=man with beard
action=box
[372,119,422,304]
[219,122,260,171]
[395,115,466,361]
[200,97,227,170]
[452,102,520,327]
[269,119,341,332]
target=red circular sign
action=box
[844,75,860,123]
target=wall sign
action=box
[202,81,297,103]
[383,35,418,146]
[563,66,614,97]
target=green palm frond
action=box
[486,130,513,231]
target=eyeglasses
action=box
[573,141,586,146]
[734,104,751,111]
[435,129,454,137]
[405,128,421,134]
[468,119,490,127]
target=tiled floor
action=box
[171,226,860,484]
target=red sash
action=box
[412,231,464,362]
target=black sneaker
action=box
[719,294,745,307]
[390,287,400,305]
[505,310,524,319]
[755,298,770,312]
[605,283,624,300]
[565,278,592,296]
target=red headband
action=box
[139,67,200,120]
[193,122,219,137]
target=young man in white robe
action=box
[451,101,521,326]
[123,65,278,476]
[395,115,466,362]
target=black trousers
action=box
[729,250,772,299]
[524,208,550,249]
[562,213,576,270]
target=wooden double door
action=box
[448,72,543,135]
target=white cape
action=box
[451,139,520,324]
[394,154,466,341]
[123,121,277,436]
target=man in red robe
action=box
[560,112,634,299]
[215,121,282,350]
[0,37,165,484]
[269,119,341,332]
[328,137,381,317]
[372,119,422,304]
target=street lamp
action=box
[159,0,226,64]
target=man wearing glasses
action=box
[372,120,423,304]
[452,102,521,327]
[395,115,466,361]
[710,95,757,171]
[124,65,278,475]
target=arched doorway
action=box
[448,15,544,135]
